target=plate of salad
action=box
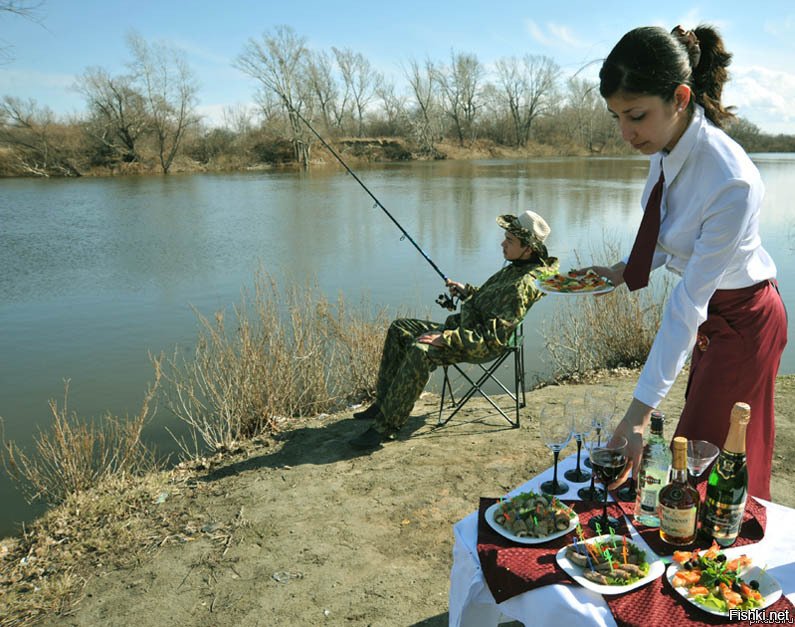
[667,542,781,616]
[556,534,665,595]
[486,491,579,544]
[535,270,614,295]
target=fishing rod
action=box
[289,106,457,310]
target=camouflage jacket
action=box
[438,257,558,362]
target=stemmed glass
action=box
[588,435,628,532]
[687,439,720,484]
[538,402,573,496]
[578,422,611,501]
[583,399,613,469]
[564,399,591,483]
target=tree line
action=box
[1,24,793,177]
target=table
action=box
[449,452,795,627]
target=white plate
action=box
[666,546,782,616]
[484,502,579,545]
[534,276,615,296]
[555,534,666,595]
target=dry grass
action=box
[160,271,390,458]
[542,242,672,380]
[1,367,161,507]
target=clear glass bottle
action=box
[658,437,700,545]
[633,411,671,527]
[700,402,750,547]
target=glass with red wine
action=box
[588,435,628,532]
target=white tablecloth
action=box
[449,452,795,627]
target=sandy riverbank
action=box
[3,371,794,626]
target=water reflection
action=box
[1,155,794,537]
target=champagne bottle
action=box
[633,411,671,527]
[658,437,700,545]
[700,402,750,547]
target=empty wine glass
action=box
[583,399,614,469]
[564,398,592,483]
[589,435,628,532]
[538,402,572,496]
[687,439,720,484]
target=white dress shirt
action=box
[631,104,777,408]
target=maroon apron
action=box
[673,280,787,500]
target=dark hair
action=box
[599,25,735,128]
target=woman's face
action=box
[502,231,531,261]
[605,91,688,154]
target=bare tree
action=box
[304,50,338,132]
[565,76,610,152]
[333,47,377,137]
[235,25,313,167]
[404,58,440,155]
[0,96,81,176]
[433,50,483,145]
[75,67,148,164]
[127,32,200,174]
[374,74,407,136]
[495,54,559,146]
[0,0,44,62]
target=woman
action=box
[349,210,557,451]
[588,25,787,499]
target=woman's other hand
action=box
[573,263,626,288]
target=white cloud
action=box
[525,20,588,50]
[725,65,795,134]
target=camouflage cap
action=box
[496,210,551,249]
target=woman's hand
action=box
[573,262,626,288]
[608,398,654,490]
[446,279,467,298]
[417,332,445,347]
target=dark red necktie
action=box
[623,168,665,291]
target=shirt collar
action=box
[658,104,705,184]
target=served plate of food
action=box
[667,542,781,616]
[535,269,614,295]
[485,491,579,544]
[556,533,665,595]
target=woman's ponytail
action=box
[689,26,735,128]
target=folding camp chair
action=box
[436,322,526,428]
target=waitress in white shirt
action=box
[587,24,787,500]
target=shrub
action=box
[160,271,390,457]
[1,367,160,506]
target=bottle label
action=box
[702,497,747,539]
[640,485,661,512]
[659,504,697,537]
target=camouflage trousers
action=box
[373,318,456,435]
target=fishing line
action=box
[290,107,456,310]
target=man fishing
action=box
[349,210,558,451]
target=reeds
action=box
[160,271,390,457]
[1,365,161,506]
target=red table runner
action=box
[476,497,629,604]
[476,493,793,624]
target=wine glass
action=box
[583,398,614,469]
[578,423,612,501]
[538,402,573,496]
[564,398,591,483]
[588,435,628,532]
[687,439,719,484]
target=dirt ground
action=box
[34,372,795,627]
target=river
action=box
[1,155,793,537]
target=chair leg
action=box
[437,366,457,426]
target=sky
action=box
[2,0,795,134]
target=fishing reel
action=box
[435,292,458,311]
